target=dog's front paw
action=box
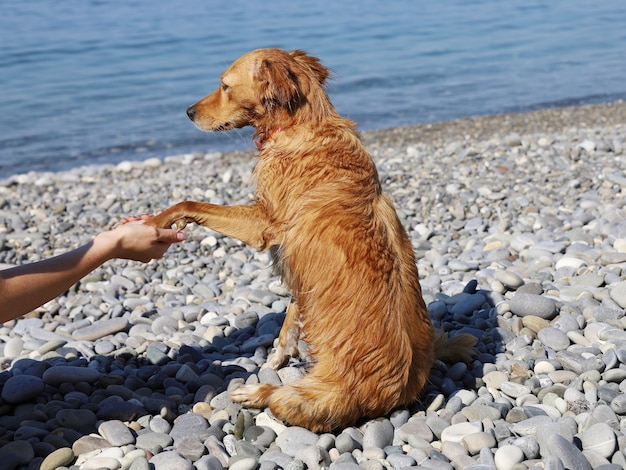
[231,384,272,408]
[143,212,190,230]
[263,346,293,370]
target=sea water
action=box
[1,0,625,175]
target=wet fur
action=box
[145,48,476,432]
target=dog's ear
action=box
[256,58,300,107]
[289,50,330,86]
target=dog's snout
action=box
[186,105,196,121]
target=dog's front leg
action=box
[144,201,272,249]
[264,300,301,369]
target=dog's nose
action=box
[186,105,196,121]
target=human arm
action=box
[0,223,186,322]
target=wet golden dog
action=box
[145,48,476,432]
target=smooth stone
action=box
[14,425,49,440]
[276,427,319,457]
[42,365,100,385]
[244,425,277,449]
[40,447,75,470]
[194,455,225,470]
[170,413,210,444]
[80,457,122,470]
[555,351,604,375]
[136,432,174,454]
[56,408,97,431]
[1,374,45,403]
[120,450,149,469]
[500,381,531,398]
[362,419,394,449]
[610,394,626,414]
[96,399,146,421]
[494,445,524,470]
[579,422,617,458]
[98,419,135,446]
[259,450,294,469]
[536,422,575,458]
[72,317,129,341]
[569,273,604,287]
[483,370,508,389]
[178,436,207,461]
[3,337,24,357]
[440,421,482,443]
[397,420,433,443]
[510,416,553,436]
[255,411,288,435]
[494,270,524,289]
[386,453,416,468]
[230,457,259,470]
[72,435,110,455]
[149,450,193,470]
[460,404,501,421]
[546,433,592,470]
[462,431,496,455]
[450,293,486,317]
[537,327,570,351]
[609,282,626,309]
[0,440,35,467]
[294,445,331,469]
[593,307,625,322]
[509,293,557,319]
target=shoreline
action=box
[3,99,626,182]
[1,100,626,469]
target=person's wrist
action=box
[93,230,121,261]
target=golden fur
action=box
[145,48,476,432]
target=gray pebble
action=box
[244,425,277,449]
[42,365,100,385]
[178,436,207,461]
[537,327,570,351]
[194,455,225,470]
[1,374,45,403]
[494,270,524,289]
[136,432,174,454]
[72,317,129,341]
[509,293,557,319]
[609,281,626,309]
[546,433,592,470]
[579,422,616,459]
[98,420,135,446]
[56,408,97,432]
[149,450,193,470]
[170,413,210,444]
[276,427,319,457]
[386,452,416,468]
[362,419,394,449]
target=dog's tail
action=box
[433,330,477,364]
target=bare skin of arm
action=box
[0,222,185,323]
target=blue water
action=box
[1,0,625,176]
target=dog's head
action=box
[187,48,330,132]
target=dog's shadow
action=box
[0,284,503,466]
[420,279,501,410]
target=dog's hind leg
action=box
[231,375,355,433]
[264,301,301,369]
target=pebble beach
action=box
[1,100,626,469]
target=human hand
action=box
[119,213,156,224]
[97,222,186,263]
